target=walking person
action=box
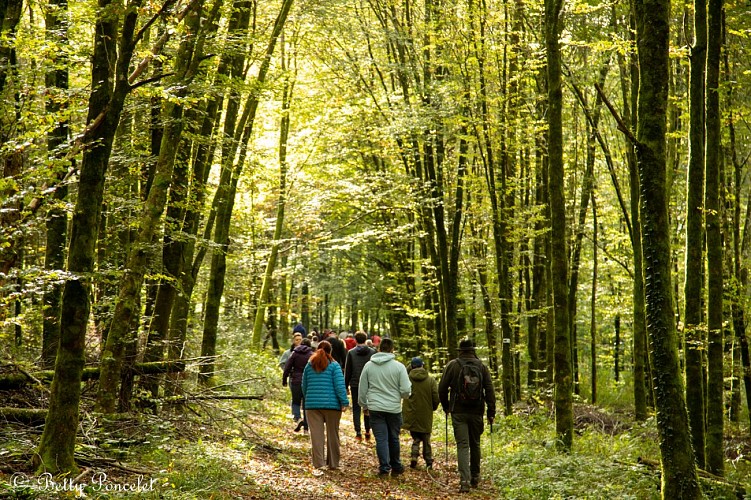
[439,338,496,493]
[344,331,376,441]
[402,357,439,469]
[302,340,349,474]
[325,330,348,371]
[358,338,411,476]
[283,337,314,432]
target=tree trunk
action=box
[200,0,296,381]
[590,195,598,404]
[633,0,701,495]
[545,0,572,452]
[703,0,724,475]
[252,53,293,347]
[35,0,140,472]
[97,0,205,413]
[41,0,70,368]
[684,0,708,468]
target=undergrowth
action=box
[2,349,750,499]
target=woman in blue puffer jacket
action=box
[302,340,349,473]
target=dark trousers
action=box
[451,413,484,485]
[369,410,403,473]
[350,387,370,436]
[410,431,433,465]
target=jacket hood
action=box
[293,345,312,355]
[370,352,395,365]
[409,366,428,382]
[354,344,373,356]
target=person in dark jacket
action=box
[439,338,496,493]
[326,330,348,371]
[283,338,314,432]
[402,357,439,469]
[302,341,349,473]
[344,331,376,441]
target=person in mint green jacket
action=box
[358,338,411,476]
[302,340,349,473]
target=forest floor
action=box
[2,354,750,499]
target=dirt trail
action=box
[244,412,500,499]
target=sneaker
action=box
[409,460,417,469]
[378,470,390,477]
[294,420,305,432]
[459,482,471,493]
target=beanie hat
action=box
[458,338,475,351]
[411,357,424,368]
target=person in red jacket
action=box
[344,332,357,350]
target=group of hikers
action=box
[279,325,496,493]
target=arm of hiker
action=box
[438,362,453,413]
[431,378,440,411]
[399,366,411,399]
[482,364,496,420]
[333,363,349,410]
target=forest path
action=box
[242,408,501,499]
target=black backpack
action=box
[456,358,483,401]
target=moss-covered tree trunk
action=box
[633,0,701,495]
[703,0,723,475]
[201,0,295,379]
[35,0,136,472]
[616,5,648,421]
[544,0,572,452]
[41,0,69,369]
[97,0,206,413]
[252,56,293,347]
[684,0,707,468]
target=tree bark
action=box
[35,0,142,472]
[703,0,724,475]
[633,0,701,495]
[684,0,707,468]
[544,0,572,451]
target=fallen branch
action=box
[0,361,186,390]
[0,407,48,425]
[636,457,746,498]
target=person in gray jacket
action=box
[358,338,411,476]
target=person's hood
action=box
[409,366,428,381]
[354,344,373,356]
[293,345,312,355]
[370,352,395,365]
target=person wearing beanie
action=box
[358,338,411,476]
[344,331,376,441]
[402,357,439,469]
[438,338,496,493]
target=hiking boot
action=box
[471,476,479,488]
[378,470,390,477]
[391,468,405,477]
[459,482,470,493]
[355,434,363,442]
[409,459,417,469]
[364,432,371,441]
[294,420,305,432]
[426,461,433,470]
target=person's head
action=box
[292,333,302,346]
[310,340,334,372]
[458,337,475,352]
[301,338,312,347]
[327,330,337,338]
[365,339,373,347]
[312,335,319,342]
[354,331,367,344]
[379,337,395,353]
[411,357,423,369]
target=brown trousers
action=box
[307,409,342,469]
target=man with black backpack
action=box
[439,338,496,493]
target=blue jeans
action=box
[290,384,303,421]
[350,387,370,436]
[369,410,403,473]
